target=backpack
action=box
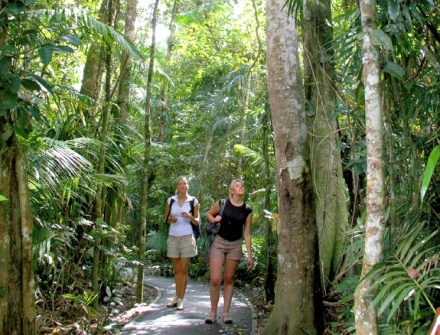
[204,199,226,263]
[167,198,200,239]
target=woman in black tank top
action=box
[205,179,253,324]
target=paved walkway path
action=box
[119,276,257,335]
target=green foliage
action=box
[421,145,440,201]
[364,221,439,321]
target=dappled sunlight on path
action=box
[120,276,256,335]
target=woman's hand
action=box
[213,215,222,223]
[246,256,254,270]
[169,216,178,223]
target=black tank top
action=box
[217,199,252,241]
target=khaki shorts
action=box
[210,235,243,261]
[167,234,198,258]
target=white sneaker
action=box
[176,298,184,310]
[167,296,178,307]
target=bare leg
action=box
[209,257,224,313]
[171,257,190,298]
[222,259,239,313]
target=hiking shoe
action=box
[176,298,184,310]
[167,297,178,308]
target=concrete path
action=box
[119,276,257,335]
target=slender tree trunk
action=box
[92,0,114,308]
[197,130,213,201]
[137,0,159,303]
[116,0,138,122]
[353,0,385,332]
[303,0,348,290]
[80,0,109,108]
[158,0,178,143]
[264,0,322,333]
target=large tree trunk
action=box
[0,2,35,332]
[302,0,348,290]
[0,136,35,335]
[137,0,159,303]
[264,0,322,333]
[353,0,385,332]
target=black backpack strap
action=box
[165,197,175,224]
[219,199,226,216]
[189,198,195,214]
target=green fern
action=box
[362,221,439,327]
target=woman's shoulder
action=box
[244,202,252,213]
[188,195,199,205]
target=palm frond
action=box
[362,221,439,322]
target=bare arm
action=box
[243,212,253,270]
[206,201,222,224]
[164,202,177,224]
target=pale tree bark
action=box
[116,0,138,122]
[137,0,159,303]
[303,0,348,290]
[353,0,385,332]
[158,0,178,143]
[264,0,322,334]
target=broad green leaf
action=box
[38,46,53,66]
[421,146,440,201]
[21,78,41,92]
[9,74,21,93]
[382,61,405,80]
[388,0,400,21]
[30,105,41,121]
[0,91,18,110]
[53,45,75,54]
[5,2,26,15]
[59,34,82,46]
[0,56,12,74]
[28,75,54,95]
[370,29,393,52]
[0,194,8,201]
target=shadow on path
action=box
[119,276,257,335]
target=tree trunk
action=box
[116,0,138,122]
[262,103,276,304]
[0,3,35,332]
[264,0,322,333]
[302,0,348,290]
[158,0,178,143]
[137,0,159,303]
[0,137,36,335]
[353,0,385,332]
[80,0,109,107]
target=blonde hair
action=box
[229,178,244,196]
[175,176,188,194]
